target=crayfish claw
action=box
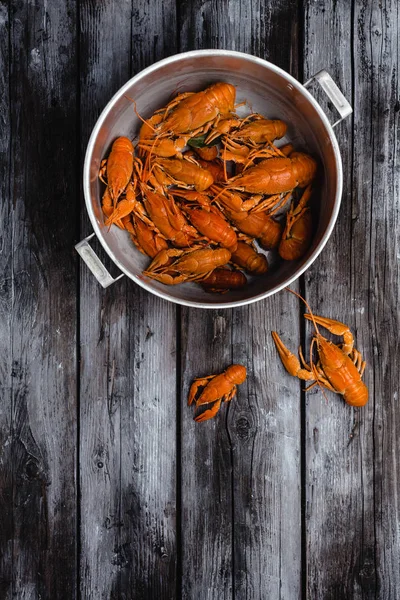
[194,400,222,422]
[271,331,315,381]
[304,314,354,354]
[188,378,211,406]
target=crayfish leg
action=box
[194,399,222,423]
[350,348,366,376]
[295,184,312,214]
[304,373,337,394]
[298,345,313,371]
[223,386,237,403]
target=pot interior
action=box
[85,51,340,307]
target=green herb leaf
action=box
[188,134,221,148]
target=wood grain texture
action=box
[179,6,234,597]
[1,0,400,598]
[302,2,368,599]
[0,1,78,598]
[181,308,234,600]
[230,298,301,600]
[302,3,362,597]
[79,2,178,599]
[179,2,301,599]
[120,4,178,599]
[79,3,133,596]
[0,3,13,597]
[303,0,400,598]
[353,1,400,597]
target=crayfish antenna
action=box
[284,287,320,336]
[124,95,166,183]
[221,136,231,182]
[124,95,156,132]
[284,287,331,402]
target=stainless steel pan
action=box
[76,50,351,308]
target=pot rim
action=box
[83,49,343,309]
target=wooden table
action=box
[1,1,399,598]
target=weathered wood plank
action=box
[353,1,400,597]
[0,1,78,598]
[118,293,177,600]
[120,4,178,599]
[0,3,13,598]
[79,3,135,599]
[79,2,178,599]
[302,3,366,598]
[230,298,301,600]
[179,2,301,599]
[303,0,400,598]
[181,309,234,600]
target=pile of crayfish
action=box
[99,82,318,292]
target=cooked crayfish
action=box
[231,241,268,274]
[104,181,143,228]
[157,82,236,136]
[201,268,247,293]
[188,364,247,422]
[141,186,198,248]
[212,184,286,214]
[137,113,188,157]
[143,247,231,285]
[180,204,238,250]
[192,145,219,161]
[196,158,226,183]
[228,152,317,195]
[210,185,259,212]
[223,207,283,250]
[151,158,214,192]
[279,185,313,261]
[130,215,168,258]
[100,136,135,205]
[272,290,368,407]
[231,116,287,144]
[204,117,241,144]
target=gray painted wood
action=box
[79,2,178,599]
[79,4,134,598]
[0,1,78,598]
[303,1,400,598]
[179,2,301,599]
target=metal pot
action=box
[76,50,351,308]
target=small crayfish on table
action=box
[188,364,247,422]
[98,82,320,293]
[272,289,368,407]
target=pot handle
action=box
[303,70,352,127]
[75,233,124,288]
